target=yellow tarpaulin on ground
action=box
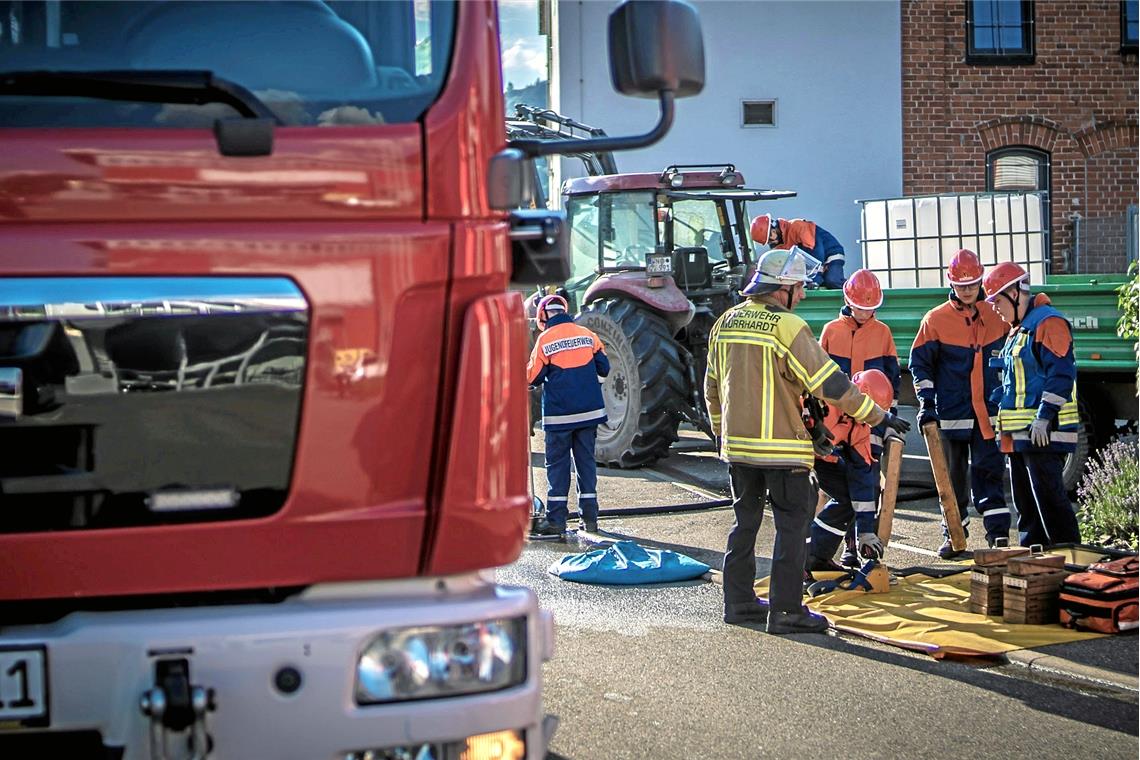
[755,570,1105,658]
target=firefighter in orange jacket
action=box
[811,270,901,568]
[984,262,1081,546]
[752,214,846,289]
[910,249,1011,557]
[527,295,610,536]
[806,369,897,572]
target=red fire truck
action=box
[0,1,703,757]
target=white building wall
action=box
[558,0,903,268]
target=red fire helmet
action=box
[842,268,883,310]
[750,214,777,244]
[947,248,984,286]
[983,261,1030,302]
[852,368,893,411]
[536,294,569,328]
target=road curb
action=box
[1001,648,1139,692]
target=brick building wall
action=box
[902,1,1138,273]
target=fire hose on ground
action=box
[554,479,937,521]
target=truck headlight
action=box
[355,618,526,704]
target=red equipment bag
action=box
[1058,556,1139,634]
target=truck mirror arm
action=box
[508,90,675,159]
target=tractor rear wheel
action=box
[578,298,688,468]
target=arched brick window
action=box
[987,146,1051,262]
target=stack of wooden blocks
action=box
[1003,553,1070,624]
[970,546,1031,616]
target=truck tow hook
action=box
[139,659,216,759]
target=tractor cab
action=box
[562,165,795,316]
[557,165,796,468]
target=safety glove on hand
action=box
[881,412,911,436]
[857,533,884,560]
[1029,417,1051,447]
[917,401,938,427]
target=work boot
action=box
[767,607,829,635]
[938,525,969,559]
[530,518,566,538]
[724,599,769,625]
[580,520,599,533]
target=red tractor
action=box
[558,165,794,467]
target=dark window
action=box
[966,0,1035,64]
[0,1,457,127]
[741,100,776,127]
[1123,0,1139,52]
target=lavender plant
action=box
[1076,439,1139,551]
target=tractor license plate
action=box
[0,646,48,726]
[646,253,673,275]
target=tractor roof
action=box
[564,166,744,196]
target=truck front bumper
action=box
[0,576,555,760]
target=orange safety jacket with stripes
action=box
[705,298,886,470]
[527,312,610,431]
[820,308,900,454]
[909,295,1006,441]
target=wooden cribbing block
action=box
[970,566,1007,615]
[1007,554,1067,576]
[973,546,1031,567]
[1002,569,1068,624]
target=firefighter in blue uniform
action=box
[983,262,1081,546]
[910,249,1011,557]
[527,295,610,536]
[751,214,846,289]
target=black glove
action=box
[917,401,937,427]
[882,412,911,436]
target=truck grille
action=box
[0,277,308,533]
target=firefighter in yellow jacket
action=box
[707,247,910,634]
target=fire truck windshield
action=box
[0,0,456,127]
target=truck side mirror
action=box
[608,0,705,99]
[487,148,530,211]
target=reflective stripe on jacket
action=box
[992,296,1078,454]
[909,296,1006,440]
[705,299,885,470]
[527,313,610,431]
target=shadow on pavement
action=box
[788,630,1137,731]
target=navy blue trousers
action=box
[808,458,875,562]
[1008,451,1080,547]
[544,425,598,527]
[942,426,1011,542]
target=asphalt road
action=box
[506,419,1139,760]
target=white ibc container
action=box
[863,200,889,242]
[887,199,914,239]
[914,197,940,238]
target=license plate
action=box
[0,646,48,727]
[646,253,673,275]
